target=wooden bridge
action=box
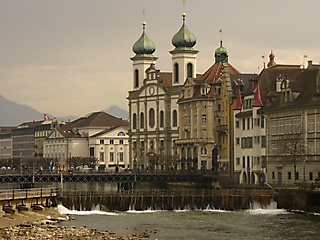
[0,187,59,214]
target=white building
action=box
[44,111,129,170]
[89,126,129,170]
[233,77,267,184]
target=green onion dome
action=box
[214,41,229,63]
[132,22,156,55]
[172,13,196,49]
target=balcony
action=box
[216,125,228,133]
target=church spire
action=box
[267,50,276,68]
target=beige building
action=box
[176,40,256,173]
[262,61,320,186]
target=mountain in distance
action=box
[104,105,128,120]
[0,95,128,126]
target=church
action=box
[127,12,254,173]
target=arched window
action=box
[193,147,198,159]
[160,110,164,127]
[187,63,193,78]
[201,147,207,155]
[134,69,139,88]
[149,108,155,128]
[132,113,137,129]
[181,148,186,159]
[174,63,179,83]
[187,147,192,159]
[140,112,144,129]
[172,110,178,127]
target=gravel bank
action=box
[0,208,152,239]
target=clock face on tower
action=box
[149,86,155,95]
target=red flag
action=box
[44,113,50,120]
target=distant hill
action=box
[0,95,45,126]
[0,95,128,126]
[104,105,128,120]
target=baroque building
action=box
[127,13,197,171]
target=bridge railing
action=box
[0,187,59,201]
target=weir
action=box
[60,188,275,211]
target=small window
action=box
[140,112,144,128]
[149,108,155,128]
[235,120,240,128]
[236,157,240,165]
[100,139,104,144]
[134,69,139,88]
[110,152,114,162]
[120,140,124,144]
[160,111,164,127]
[132,113,137,129]
[288,172,291,180]
[110,140,114,144]
[100,152,104,161]
[236,138,240,145]
[174,63,179,83]
[172,110,178,127]
[187,63,193,78]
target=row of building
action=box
[1,12,319,186]
[127,13,320,187]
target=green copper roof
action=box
[172,13,196,50]
[132,22,156,56]
[214,41,229,63]
[215,41,228,55]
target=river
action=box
[58,203,320,240]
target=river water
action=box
[58,204,320,240]
[3,181,320,239]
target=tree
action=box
[276,129,306,181]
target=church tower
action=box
[170,13,198,85]
[130,22,157,90]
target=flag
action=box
[44,113,50,120]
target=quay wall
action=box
[60,189,275,211]
[275,189,320,213]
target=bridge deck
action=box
[0,187,58,201]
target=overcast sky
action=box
[1,0,319,117]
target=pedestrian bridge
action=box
[0,171,208,184]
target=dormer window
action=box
[201,84,211,95]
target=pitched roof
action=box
[261,63,320,112]
[258,64,303,105]
[200,62,240,85]
[64,111,129,129]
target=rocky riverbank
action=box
[0,208,152,239]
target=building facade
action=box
[262,61,320,186]
[128,14,197,171]
[233,77,267,185]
